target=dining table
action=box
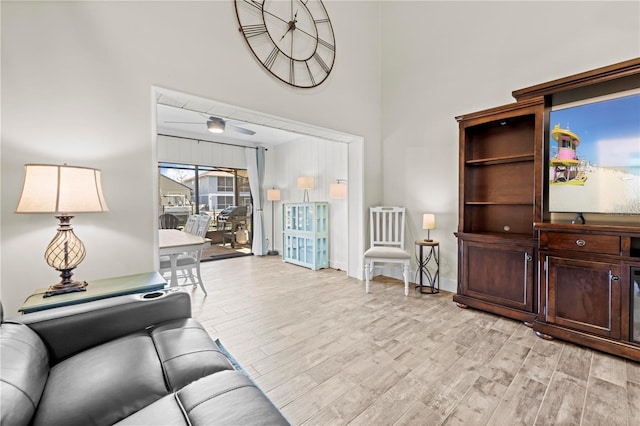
[158,229,211,287]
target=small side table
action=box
[19,272,167,314]
[415,240,440,294]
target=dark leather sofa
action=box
[0,289,289,426]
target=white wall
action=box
[380,1,640,292]
[266,137,349,271]
[157,135,247,169]
[1,1,381,315]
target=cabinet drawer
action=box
[540,232,620,255]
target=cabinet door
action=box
[284,205,295,231]
[544,256,621,339]
[461,240,535,312]
[316,203,328,233]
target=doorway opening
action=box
[153,86,365,279]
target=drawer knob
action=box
[575,239,586,247]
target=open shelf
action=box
[463,203,537,235]
[465,201,533,206]
[466,154,534,166]
[455,98,543,322]
[464,160,535,207]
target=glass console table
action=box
[19,272,166,314]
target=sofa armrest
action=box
[6,288,191,363]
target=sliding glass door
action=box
[158,163,253,251]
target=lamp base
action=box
[44,279,88,298]
[267,250,280,256]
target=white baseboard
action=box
[369,266,457,294]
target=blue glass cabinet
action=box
[282,202,329,270]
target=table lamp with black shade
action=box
[16,164,109,297]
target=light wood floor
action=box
[189,256,640,426]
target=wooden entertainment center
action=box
[454,58,640,361]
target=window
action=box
[217,176,234,192]
[238,176,250,193]
[158,163,252,232]
[216,196,234,209]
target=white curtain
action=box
[246,147,267,255]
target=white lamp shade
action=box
[267,188,281,201]
[297,176,314,190]
[16,164,109,213]
[422,213,436,230]
[329,183,347,199]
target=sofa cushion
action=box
[31,318,234,426]
[179,370,290,425]
[115,371,290,426]
[32,331,167,426]
[17,289,192,364]
[0,322,49,426]
[150,318,233,391]
[113,391,188,425]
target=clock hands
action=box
[242,0,326,44]
[279,10,298,41]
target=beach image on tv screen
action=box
[548,92,640,215]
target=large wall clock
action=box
[234,0,336,88]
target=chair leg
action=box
[186,269,197,287]
[364,261,370,293]
[403,264,409,296]
[195,266,207,296]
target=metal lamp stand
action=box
[267,199,279,255]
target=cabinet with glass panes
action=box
[282,202,328,270]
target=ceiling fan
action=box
[164,115,256,135]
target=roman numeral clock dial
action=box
[235,0,336,88]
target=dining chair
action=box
[159,214,212,295]
[159,213,179,229]
[363,206,411,296]
[193,214,212,237]
[183,215,198,234]
[159,248,207,295]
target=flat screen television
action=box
[547,89,640,215]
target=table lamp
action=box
[422,213,436,242]
[16,164,109,297]
[297,176,314,202]
[266,188,281,255]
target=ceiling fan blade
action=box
[229,125,256,136]
[164,114,256,135]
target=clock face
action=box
[235,0,336,88]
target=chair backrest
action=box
[183,215,198,234]
[159,213,179,229]
[192,214,212,237]
[369,206,406,249]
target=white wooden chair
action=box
[364,206,411,296]
[160,214,212,295]
[183,214,198,234]
[193,214,212,237]
[158,213,179,229]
